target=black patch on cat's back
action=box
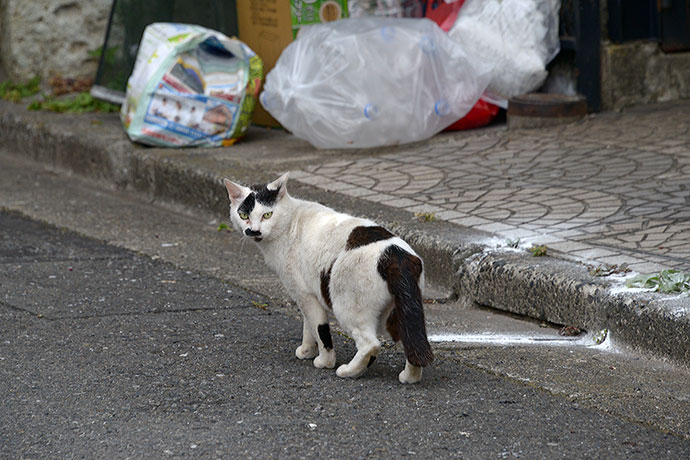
[346,226,394,250]
[250,183,280,206]
[320,262,334,309]
[318,324,333,350]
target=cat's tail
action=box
[379,245,434,367]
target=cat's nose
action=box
[245,229,262,237]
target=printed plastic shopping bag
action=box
[260,17,493,149]
[121,23,262,147]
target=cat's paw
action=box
[295,344,318,360]
[398,365,422,384]
[313,351,336,369]
[336,363,364,379]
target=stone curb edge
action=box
[1,102,688,367]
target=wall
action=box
[598,0,690,110]
[601,41,690,111]
[0,0,111,82]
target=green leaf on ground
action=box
[625,270,690,294]
[251,301,268,310]
[217,223,230,232]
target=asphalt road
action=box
[0,152,690,459]
[2,201,690,457]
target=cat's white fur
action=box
[223,173,431,383]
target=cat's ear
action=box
[223,178,248,205]
[268,172,289,200]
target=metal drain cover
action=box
[507,93,587,129]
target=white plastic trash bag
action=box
[449,0,560,102]
[121,23,262,147]
[261,17,493,149]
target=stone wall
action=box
[0,0,111,82]
[601,41,690,111]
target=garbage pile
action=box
[119,0,560,148]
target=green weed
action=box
[415,212,436,222]
[28,92,119,113]
[625,270,690,294]
[530,245,548,257]
[0,76,41,102]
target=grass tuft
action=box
[529,245,548,257]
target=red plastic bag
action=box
[425,0,465,32]
[425,0,500,130]
[444,98,500,130]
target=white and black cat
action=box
[223,173,433,383]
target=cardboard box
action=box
[237,0,347,127]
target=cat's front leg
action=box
[295,317,318,360]
[298,296,336,369]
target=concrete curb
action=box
[456,251,690,365]
[2,100,688,367]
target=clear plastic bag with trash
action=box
[448,0,561,103]
[260,17,493,149]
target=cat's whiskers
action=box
[238,235,249,254]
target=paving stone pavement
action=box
[293,102,690,275]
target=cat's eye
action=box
[262,211,273,220]
[238,211,249,220]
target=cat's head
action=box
[223,173,289,243]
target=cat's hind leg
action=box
[335,327,381,379]
[386,310,423,383]
[297,295,336,369]
[399,360,423,384]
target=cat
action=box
[223,172,433,383]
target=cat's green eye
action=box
[238,211,249,220]
[262,211,273,220]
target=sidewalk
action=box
[1,99,689,365]
[296,103,690,274]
